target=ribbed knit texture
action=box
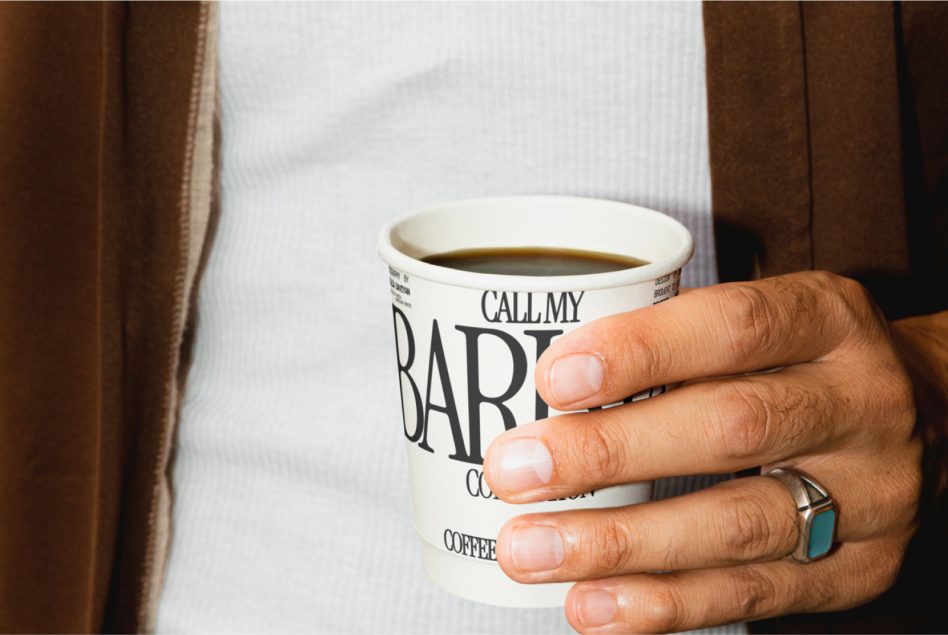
[156,2,743,633]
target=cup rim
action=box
[376,195,694,292]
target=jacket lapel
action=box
[106,2,218,631]
[703,1,812,284]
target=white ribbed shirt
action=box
[156,2,745,633]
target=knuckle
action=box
[864,353,917,431]
[709,382,773,460]
[720,488,780,561]
[717,284,777,361]
[897,462,924,519]
[753,378,824,447]
[878,455,923,533]
[808,269,848,293]
[851,359,915,445]
[868,550,904,601]
[730,566,779,618]
[842,541,906,608]
[884,366,917,436]
[797,566,838,611]
[619,323,672,385]
[574,418,626,483]
[835,273,873,309]
[875,540,908,595]
[640,582,687,634]
[824,272,877,327]
[592,517,639,574]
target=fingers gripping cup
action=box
[376,195,693,608]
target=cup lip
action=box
[376,194,694,292]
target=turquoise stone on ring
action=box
[807,508,836,560]
[765,467,837,563]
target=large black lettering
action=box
[418,320,468,461]
[524,329,563,420]
[454,326,527,464]
[392,306,423,442]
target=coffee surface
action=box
[422,246,648,276]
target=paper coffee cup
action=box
[376,195,693,608]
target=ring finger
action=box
[496,471,854,584]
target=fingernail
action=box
[490,437,553,493]
[550,354,603,405]
[576,589,616,628]
[509,525,565,572]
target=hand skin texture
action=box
[482,271,947,634]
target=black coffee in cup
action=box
[422,246,648,276]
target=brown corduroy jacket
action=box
[0,2,945,633]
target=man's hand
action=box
[482,271,924,633]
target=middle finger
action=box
[483,364,853,502]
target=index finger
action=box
[536,271,869,411]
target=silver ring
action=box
[764,467,837,563]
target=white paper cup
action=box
[376,195,693,608]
